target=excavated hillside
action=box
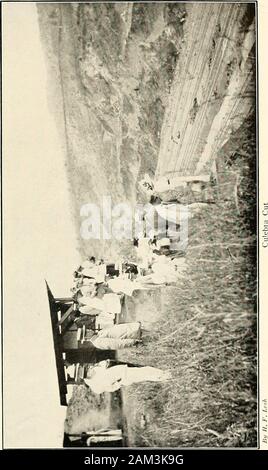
[156,2,255,178]
[37,2,255,260]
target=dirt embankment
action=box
[156,2,255,178]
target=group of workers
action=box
[66,173,215,395]
[71,240,186,323]
[67,237,186,393]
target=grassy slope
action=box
[119,116,257,447]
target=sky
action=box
[3,2,80,448]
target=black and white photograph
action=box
[1,0,266,453]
